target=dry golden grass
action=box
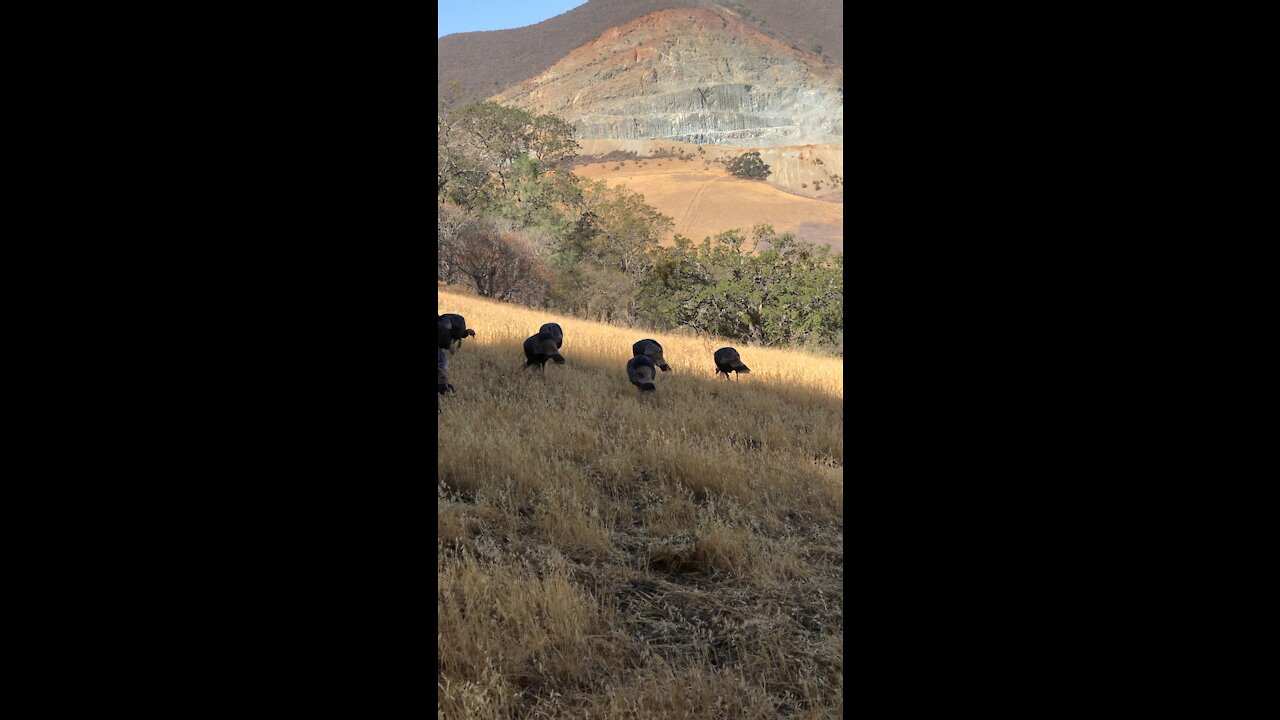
[572,143,844,252]
[438,287,843,719]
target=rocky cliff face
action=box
[490,8,842,147]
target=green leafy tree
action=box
[500,154,581,231]
[547,180,673,323]
[726,151,772,181]
[437,102,580,223]
[639,225,842,349]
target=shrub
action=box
[726,152,771,181]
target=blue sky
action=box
[438,0,589,38]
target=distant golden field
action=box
[438,286,843,719]
[573,146,844,252]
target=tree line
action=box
[437,97,842,354]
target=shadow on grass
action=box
[440,336,842,420]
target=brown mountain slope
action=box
[490,7,842,147]
[438,0,843,104]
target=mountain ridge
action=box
[438,0,843,104]
[489,7,842,147]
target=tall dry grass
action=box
[438,286,843,719]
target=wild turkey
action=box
[438,347,454,394]
[437,316,451,350]
[627,355,657,392]
[631,339,670,372]
[539,322,564,350]
[438,313,476,355]
[523,331,565,370]
[713,347,751,380]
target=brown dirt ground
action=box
[574,156,844,252]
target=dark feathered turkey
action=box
[539,322,564,350]
[627,355,657,392]
[437,316,452,350]
[523,332,565,369]
[438,313,476,355]
[631,339,670,372]
[714,347,750,379]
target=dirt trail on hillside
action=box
[676,176,719,235]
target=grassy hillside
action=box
[438,287,843,718]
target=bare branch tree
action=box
[439,212,548,304]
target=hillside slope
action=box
[437,288,843,717]
[438,0,844,104]
[488,6,839,147]
[573,139,844,249]
[490,7,842,147]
